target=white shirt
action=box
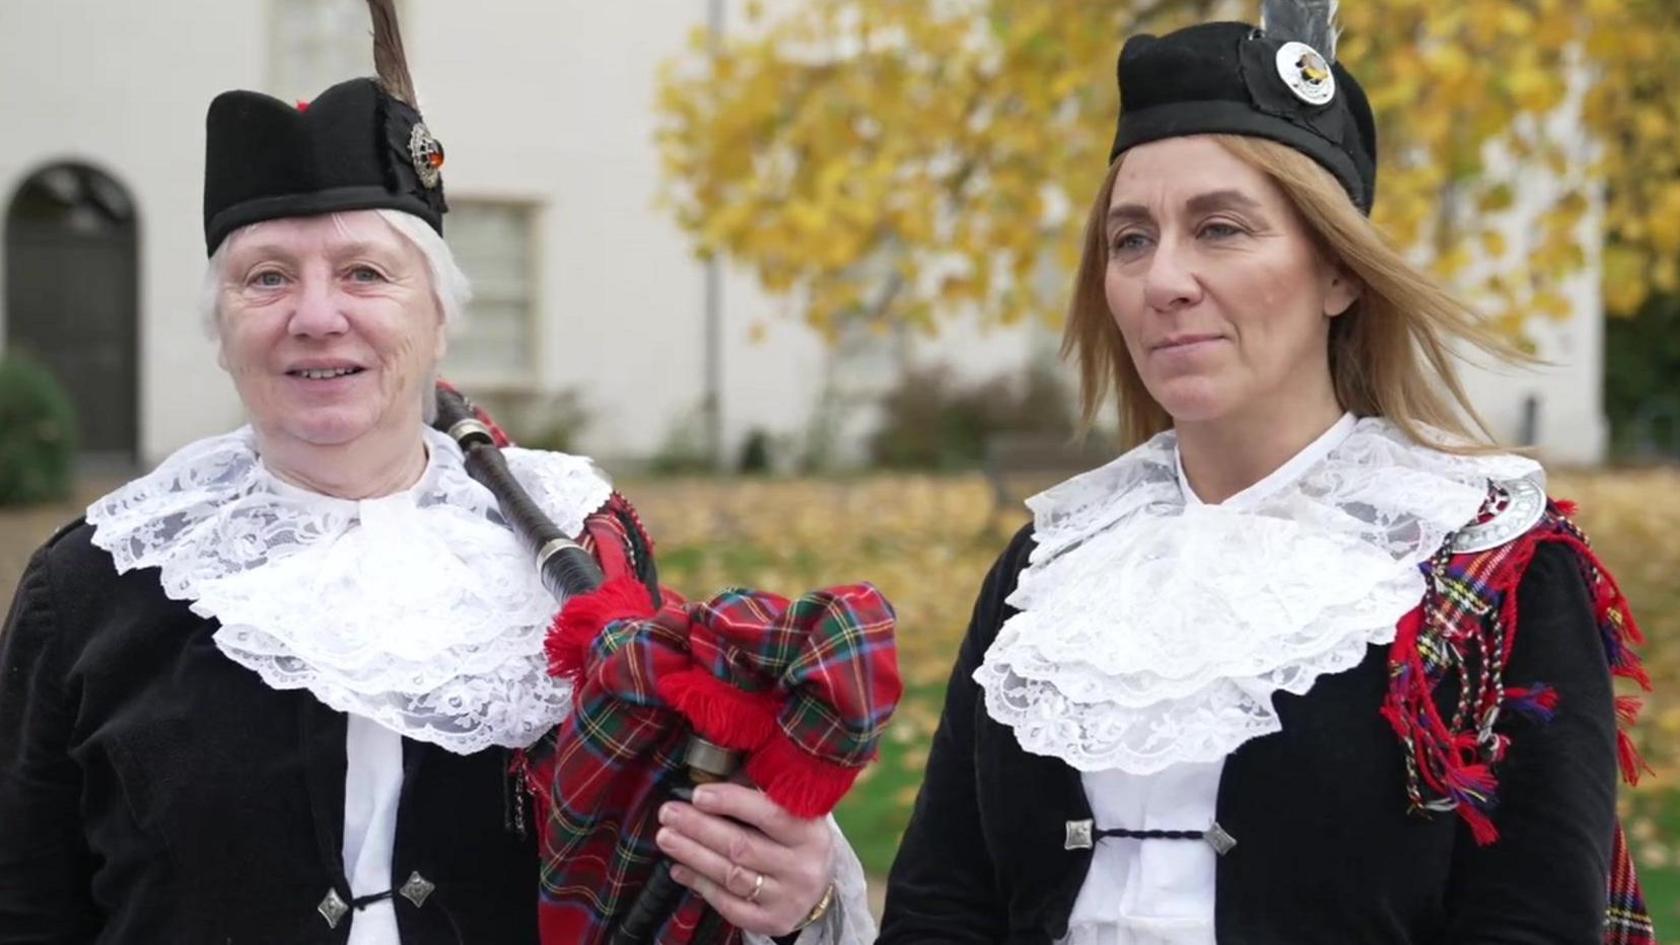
[1059,415,1359,945]
[343,717,405,944]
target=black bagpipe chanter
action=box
[433,385,900,944]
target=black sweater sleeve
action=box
[0,537,101,944]
[1444,541,1619,944]
[877,525,1036,945]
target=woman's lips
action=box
[1153,334,1225,353]
[283,365,369,394]
[286,366,365,380]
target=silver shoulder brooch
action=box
[1449,477,1547,554]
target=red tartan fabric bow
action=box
[532,575,900,945]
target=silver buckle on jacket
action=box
[1064,819,1095,850]
[317,889,350,929]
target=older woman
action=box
[879,9,1651,945]
[0,16,870,945]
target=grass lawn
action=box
[1629,785,1680,928]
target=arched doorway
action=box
[4,162,139,462]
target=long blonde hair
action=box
[1063,133,1528,451]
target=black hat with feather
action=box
[1110,0,1378,213]
[201,0,447,255]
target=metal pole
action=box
[703,0,726,470]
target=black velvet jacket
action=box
[0,521,540,945]
[879,525,1619,945]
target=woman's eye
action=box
[347,266,385,283]
[249,271,287,288]
[1110,232,1151,253]
[1200,222,1244,239]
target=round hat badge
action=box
[408,122,445,189]
[1276,41,1336,106]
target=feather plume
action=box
[366,0,418,106]
[1260,0,1341,62]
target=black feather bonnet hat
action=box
[201,0,447,254]
[1110,0,1378,213]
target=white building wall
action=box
[1457,296,1607,464]
[0,0,263,461]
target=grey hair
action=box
[198,209,471,423]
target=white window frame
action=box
[441,197,543,391]
[266,0,392,103]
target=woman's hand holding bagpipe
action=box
[657,783,833,937]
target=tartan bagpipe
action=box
[1382,485,1656,945]
[451,393,900,945]
[529,570,897,945]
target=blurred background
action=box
[1,0,1677,918]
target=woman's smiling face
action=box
[215,210,446,453]
[1103,135,1358,426]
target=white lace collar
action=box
[975,415,1543,774]
[87,425,613,754]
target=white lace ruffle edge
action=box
[88,425,613,754]
[975,418,1543,774]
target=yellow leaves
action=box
[1655,257,1680,294]
[1530,289,1573,321]
[657,0,1680,340]
[1433,245,1475,281]
[1480,229,1508,260]
[1647,183,1680,256]
[1603,245,1650,314]
[1504,65,1565,113]
[1477,183,1516,213]
[1533,9,1577,49]
[1634,105,1673,141]
[1423,45,1474,86]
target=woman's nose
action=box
[1140,240,1202,312]
[287,277,350,337]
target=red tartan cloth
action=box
[531,555,900,944]
[1383,491,1655,945]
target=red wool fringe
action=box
[656,670,781,752]
[545,575,656,680]
[746,733,868,819]
[658,668,870,818]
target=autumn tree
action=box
[656,0,1680,339]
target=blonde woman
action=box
[879,11,1651,945]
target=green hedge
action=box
[0,353,77,506]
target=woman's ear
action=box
[214,321,229,370]
[1324,265,1362,318]
[432,303,449,361]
